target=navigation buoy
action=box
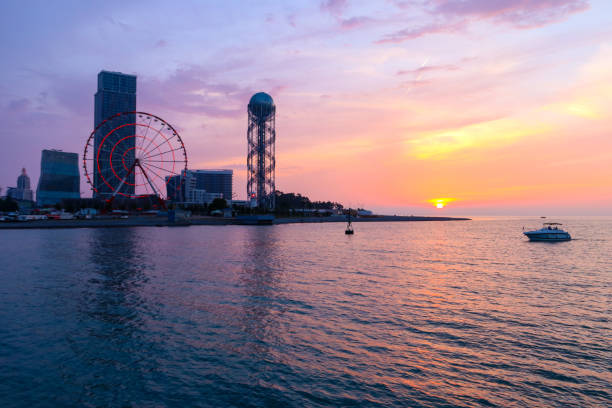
[345,209,354,234]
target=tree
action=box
[0,197,19,212]
[62,199,78,213]
[274,190,344,215]
[209,198,228,211]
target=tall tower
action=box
[247,92,276,209]
[93,70,137,198]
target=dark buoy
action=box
[345,209,354,234]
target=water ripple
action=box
[0,218,610,407]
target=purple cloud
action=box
[138,66,286,120]
[286,13,297,28]
[380,0,589,43]
[341,16,372,29]
[320,0,348,16]
[7,98,31,112]
[433,0,589,28]
[321,0,348,13]
[396,64,459,75]
[378,20,466,43]
[103,15,131,32]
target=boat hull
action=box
[524,232,571,242]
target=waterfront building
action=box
[36,150,80,206]
[6,168,34,201]
[93,70,137,198]
[192,169,233,200]
[166,169,231,204]
[185,188,223,205]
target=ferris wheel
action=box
[84,112,187,203]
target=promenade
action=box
[0,215,470,229]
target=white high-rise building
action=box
[7,168,34,201]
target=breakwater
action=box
[0,215,470,229]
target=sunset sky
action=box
[1,0,611,215]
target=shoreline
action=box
[0,215,470,230]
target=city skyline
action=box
[1,1,611,215]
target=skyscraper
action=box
[36,150,80,206]
[93,70,137,198]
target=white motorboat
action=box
[523,222,571,242]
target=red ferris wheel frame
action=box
[83,111,187,203]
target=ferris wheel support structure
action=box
[104,159,166,209]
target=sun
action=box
[429,198,456,209]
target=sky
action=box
[0,0,611,215]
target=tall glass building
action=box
[94,70,137,198]
[36,150,80,206]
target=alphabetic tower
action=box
[247,92,276,210]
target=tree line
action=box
[0,197,19,212]
[274,191,344,215]
[3,190,346,216]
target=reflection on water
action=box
[0,219,610,407]
[85,228,148,326]
[239,227,285,356]
[64,229,160,405]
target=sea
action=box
[0,217,610,407]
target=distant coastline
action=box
[0,215,470,230]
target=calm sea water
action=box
[0,218,610,407]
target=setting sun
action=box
[429,198,456,209]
